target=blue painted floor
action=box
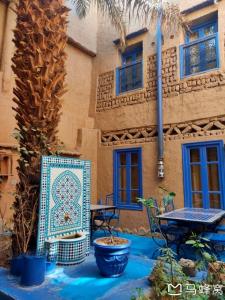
[0,232,224,300]
[0,233,157,300]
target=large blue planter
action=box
[10,255,24,276]
[93,237,131,277]
[20,255,46,286]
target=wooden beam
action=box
[113,28,148,45]
[182,0,217,15]
[67,36,96,57]
[0,0,9,5]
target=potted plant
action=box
[10,191,46,286]
[185,233,215,271]
[93,229,131,277]
[179,258,196,277]
[148,247,188,299]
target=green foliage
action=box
[150,247,189,299]
[185,233,216,271]
[137,197,156,208]
[130,288,149,300]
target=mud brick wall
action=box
[96,46,225,112]
[96,71,114,103]
[147,47,178,99]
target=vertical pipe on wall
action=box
[156,15,164,178]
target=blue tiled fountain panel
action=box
[37,156,91,255]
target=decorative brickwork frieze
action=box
[96,46,225,112]
[101,115,225,146]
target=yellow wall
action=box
[0,1,98,224]
[94,0,225,232]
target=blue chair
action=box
[93,193,120,235]
[202,232,225,259]
[215,218,225,232]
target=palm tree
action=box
[11,0,127,254]
[11,0,182,254]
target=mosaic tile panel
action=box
[37,156,91,257]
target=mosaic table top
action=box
[157,208,225,224]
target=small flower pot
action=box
[10,255,24,276]
[20,255,46,286]
[93,237,131,278]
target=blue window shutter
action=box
[182,140,225,209]
[181,16,219,78]
[113,148,143,210]
[117,42,143,94]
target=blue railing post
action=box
[156,15,164,178]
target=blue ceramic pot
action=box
[20,255,46,286]
[93,237,131,277]
[10,255,24,276]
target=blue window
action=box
[182,141,225,209]
[113,148,143,210]
[180,15,219,77]
[116,43,143,95]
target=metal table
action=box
[157,208,225,251]
[90,204,116,241]
[157,208,225,224]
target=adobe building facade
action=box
[0,0,225,233]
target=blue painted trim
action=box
[182,140,225,209]
[216,31,220,69]
[156,17,163,161]
[121,43,143,64]
[113,147,143,211]
[185,18,217,43]
[184,33,217,47]
[116,68,120,96]
[113,28,148,45]
[181,0,215,15]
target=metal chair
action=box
[201,232,225,259]
[93,193,120,235]
[162,195,178,226]
[215,218,225,232]
[146,199,187,257]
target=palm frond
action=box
[71,0,91,18]
[124,0,184,35]
[71,0,126,47]
[95,0,126,46]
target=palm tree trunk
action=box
[12,0,69,254]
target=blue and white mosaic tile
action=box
[37,156,91,260]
